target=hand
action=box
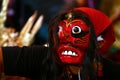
[16,11,44,47]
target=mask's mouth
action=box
[57,45,84,64]
[61,50,78,56]
[57,45,80,57]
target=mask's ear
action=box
[74,7,115,54]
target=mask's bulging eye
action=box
[72,26,81,34]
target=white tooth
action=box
[68,51,72,55]
[64,51,68,55]
[72,52,77,56]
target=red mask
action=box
[55,7,115,66]
[57,19,90,65]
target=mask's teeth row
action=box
[62,50,78,56]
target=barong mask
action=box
[55,7,115,65]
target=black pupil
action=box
[73,27,79,32]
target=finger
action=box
[31,15,44,38]
[19,11,37,38]
[0,0,9,28]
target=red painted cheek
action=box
[73,34,90,50]
[58,28,72,43]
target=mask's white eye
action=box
[72,26,82,34]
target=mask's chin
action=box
[57,45,85,65]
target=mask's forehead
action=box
[59,19,89,31]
